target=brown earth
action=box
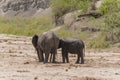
[0,34,120,80]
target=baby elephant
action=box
[59,38,85,64]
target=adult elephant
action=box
[58,38,85,64]
[32,31,60,63]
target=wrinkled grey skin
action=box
[32,31,59,63]
[59,38,85,64]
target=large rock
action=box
[0,0,51,17]
[64,10,81,27]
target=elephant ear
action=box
[61,38,65,43]
[32,34,38,48]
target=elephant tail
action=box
[81,40,85,57]
[83,46,85,57]
[32,34,38,48]
[83,41,85,57]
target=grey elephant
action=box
[58,38,85,64]
[32,31,60,63]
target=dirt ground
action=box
[0,34,120,80]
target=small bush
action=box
[88,39,110,49]
[87,32,111,49]
[104,12,120,43]
[100,0,120,15]
[105,12,120,28]
[77,0,91,13]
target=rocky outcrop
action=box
[91,0,103,11]
[80,26,100,32]
[62,0,103,30]
[0,0,51,17]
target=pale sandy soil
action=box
[0,34,120,80]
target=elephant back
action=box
[44,31,59,49]
[37,31,59,51]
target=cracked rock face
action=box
[0,0,51,17]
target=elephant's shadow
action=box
[44,61,63,64]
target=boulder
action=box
[64,10,81,27]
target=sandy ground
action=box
[0,34,120,80]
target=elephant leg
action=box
[50,53,52,62]
[44,44,51,63]
[81,56,84,64]
[81,50,84,64]
[52,50,57,63]
[62,49,66,63]
[36,49,41,62]
[62,54,65,63]
[76,53,80,64]
[40,51,44,62]
[44,53,49,63]
[38,49,44,62]
[65,52,69,63]
[44,48,50,63]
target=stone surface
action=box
[0,0,51,17]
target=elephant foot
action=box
[66,61,69,63]
[75,61,84,64]
[75,61,80,64]
[44,60,49,64]
[52,61,57,63]
[39,60,43,62]
[44,62,49,64]
[62,61,65,63]
[39,61,43,62]
[75,62,79,64]
[81,62,84,64]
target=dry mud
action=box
[0,34,120,80]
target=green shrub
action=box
[0,15,54,36]
[100,0,120,15]
[104,12,120,43]
[57,25,91,41]
[87,32,111,49]
[105,12,120,28]
[51,0,91,17]
[87,12,120,48]
[77,0,91,13]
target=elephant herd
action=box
[32,31,85,64]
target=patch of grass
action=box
[105,12,120,28]
[80,10,120,48]
[83,20,111,48]
[57,25,89,40]
[51,0,91,17]
[99,0,120,15]
[0,14,54,36]
[87,33,111,49]
[104,12,120,43]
